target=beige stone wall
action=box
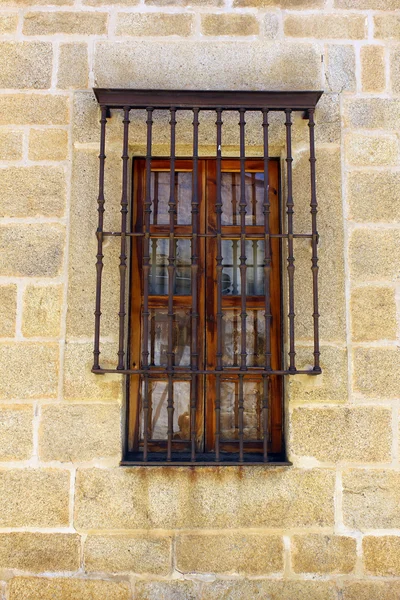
[0,0,399,596]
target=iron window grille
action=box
[92,89,322,466]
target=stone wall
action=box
[0,0,399,597]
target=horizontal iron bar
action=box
[102,231,314,239]
[94,89,323,111]
[92,367,322,376]
[121,452,291,466]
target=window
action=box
[92,89,322,465]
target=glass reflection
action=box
[140,380,190,440]
[150,171,192,225]
[149,238,191,295]
[220,380,265,440]
[145,309,191,367]
[221,239,265,295]
[221,172,264,226]
[222,309,265,367]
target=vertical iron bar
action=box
[167,107,177,461]
[93,105,107,371]
[215,108,223,462]
[285,109,296,372]
[238,108,247,463]
[190,108,200,462]
[262,108,271,462]
[117,106,130,370]
[142,107,153,462]
[308,108,321,373]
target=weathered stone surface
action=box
[325,44,356,92]
[135,581,200,600]
[343,582,400,600]
[353,347,400,398]
[22,285,63,338]
[0,469,69,527]
[0,405,32,461]
[345,133,399,166]
[391,46,400,94]
[0,94,69,125]
[263,12,279,38]
[75,467,334,530]
[0,13,18,32]
[349,229,400,282]
[0,0,73,4]
[0,129,22,159]
[94,41,322,90]
[9,578,130,600]
[202,580,338,600]
[284,14,366,38]
[234,0,324,6]
[343,470,400,529]
[40,403,121,462]
[146,0,223,5]
[0,224,65,277]
[0,167,66,217]
[0,533,80,572]
[287,345,348,403]
[23,11,108,35]
[116,13,193,36]
[363,536,400,576]
[64,342,122,401]
[343,98,400,129]
[58,43,88,89]
[361,45,385,92]
[336,0,399,7]
[176,533,283,574]
[351,286,396,341]
[84,534,171,574]
[292,534,356,574]
[0,42,52,89]
[347,171,400,223]
[0,285,16,337]
[290,407,391,463]
[29,129,68,161]
[374,15,400,40]
[85,0,139,4]
[201,14,259,36]
[0,343,58,400]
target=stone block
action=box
[0,343,58,400]
[57,43,88,89]
[290,407,391,463]
[145,0,223,5]
[351,286,396,341]
[325,44,356,92]
[292,534,356,574]
[391,46,400,94]
[0,0,73,4]
[23,11,108,35]
[0,167,66,218]
[344,98,400,130]
[8,578,130,600]
[347,171,400,223]
[363,536,400,576]
[0,13,18,33]
[0,285,16,337]
[234,0,324,6]
[85,0,139,4]
[0,533,80,572]
[75,467,334,530]
[0,224,65,277]
[353,347,400,398]
[202,580,338,600]
[0,405,32,461]
[116,13,193,36]
[94,41,322,90]
[284,14,366,39]
[335,0,399,7]
[29,129,68,161]
[0,94,69,126]
[135,581,200,600]
[287,345,348,403]
[0,42,52,89]
[22,284,63,338]
[361,45,385,92]
[374,15,400,40]
[349,228,400,282]
[201,14,259,36]
[345,133,398,166]
[176,533,283,574]
[39,403,121,462]
[84,534,171,574]
[0,469,69,527]
[0,129,22,160]
[343,470,400,529]
[343,582,400,600]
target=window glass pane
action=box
[150,171,192,225]
[220,380,265,441]
[222,239,265,295]
[221,172,264,226]
[222,309,265,367]
[140,380,190,440]
[144,309,191,367]
[149,238,191,295]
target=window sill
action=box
[121,453,291,467]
